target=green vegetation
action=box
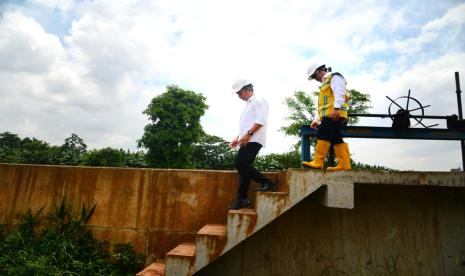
[0,132,147,168]
[0,84,391,171]
[192,134,236,170]
[255,150,302,171]
[138,85,208,168]
[83,147,125,167]
[0,199,144,276]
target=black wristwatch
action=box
[247,130,254,136]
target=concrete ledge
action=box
[320,182,354,209]
[323,170,465,187]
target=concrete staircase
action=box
[137,170,354,276]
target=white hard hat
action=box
[307,62,325,80]
[232,79,252,93]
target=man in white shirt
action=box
[302,63,351,171]
[229,79,275,210]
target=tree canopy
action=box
[138,85,208,168]
[192,134,235,170]
[54,133,87,165]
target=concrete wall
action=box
[2,164,465,275]
[197,184,465,276]
[0,163,282,262]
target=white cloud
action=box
[30,0,76,12]
[385,7,410,32]
[423,3,465,32]
[0,0,464,171]
[0,11,62,73]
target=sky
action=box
[1,0,464,171]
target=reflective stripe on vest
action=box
[318,73,349,120]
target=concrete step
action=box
[195,224,227,271]
[165,243,196,276]
[224,208,257,251]
[255,191,290,227]
[138,171,330,276]
[136,260,165,276]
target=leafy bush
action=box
[192,134,236,170]
[0,199,145,276]
[82,147,125,167]
[255,150,301,171]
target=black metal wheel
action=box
[387,90,426,127]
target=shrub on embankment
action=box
[0,199,144,276]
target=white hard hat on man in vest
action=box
[307,62,326,80]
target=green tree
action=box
[18,137,56,164]
[138,85,208,168]
[280,90,317,139]
[0,132,22,162]
[54,133,87,165]
[346,89,371,125]
[192,134,235,170]
[82,147,124,167]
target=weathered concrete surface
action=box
[195,224,227,271]
[323,169,465,186]
[1,163,464,275]
[197,184,465,276]
[287,169,353,209]
[0,163,280,263]
[137,261,165,276]
[218,170,324,266]
[165,243,196,276]
[174,169,465,275]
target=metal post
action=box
[301,133,310,165]
[455,72,465,171]
[328,146,335,167]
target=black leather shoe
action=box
[228,199,252,210]
[255,181,275,192]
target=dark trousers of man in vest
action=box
[316,117,345,144]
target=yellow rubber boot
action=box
[327,143,351,171]
[302,140,331,169]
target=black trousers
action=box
[235,142,270,200]
[316,117,346,145]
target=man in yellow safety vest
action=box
[302,62,351,171]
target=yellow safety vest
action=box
[318,73,349,120]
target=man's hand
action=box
[330,109,340,121]
[230,137,239,149]
[238,133,251,147]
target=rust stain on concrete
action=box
[136,261,165,276]
[2,163,464,272]
[245,211,258,236]
[167,242,196,257]
[197,224,227,263]
[166,242,196,275]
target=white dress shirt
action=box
[238,94,269,147]
[330,73,347,109]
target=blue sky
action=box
[1,0,464,171]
